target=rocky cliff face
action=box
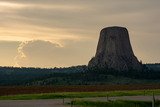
[88,26,142,71]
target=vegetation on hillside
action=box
[0,64,160,86]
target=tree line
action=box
[0,64,160,86]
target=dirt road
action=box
[82,95,160,102]
[0,99,71,107]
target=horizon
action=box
[0,0,160,68]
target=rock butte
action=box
[88,26,142,71]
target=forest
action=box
[0,64,160,86]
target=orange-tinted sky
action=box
[0,0,159,67]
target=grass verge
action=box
[71,100,160,107]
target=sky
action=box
[0,0,159,68]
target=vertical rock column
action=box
[88,26,142,71]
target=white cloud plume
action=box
[14,41,30,67]
[14,39,95,68]
[14,40,61,67]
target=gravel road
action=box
[0,99,71,107]
[82,95,160,102]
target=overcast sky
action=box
[0,0,159,67]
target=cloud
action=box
[14,40,60,67]
[1,0,160,42]
[0,1,26,13]
[14,40,96,67]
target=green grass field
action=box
[71,100,160,107]
[0,89,160,100]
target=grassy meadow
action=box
[71,100,160,107]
